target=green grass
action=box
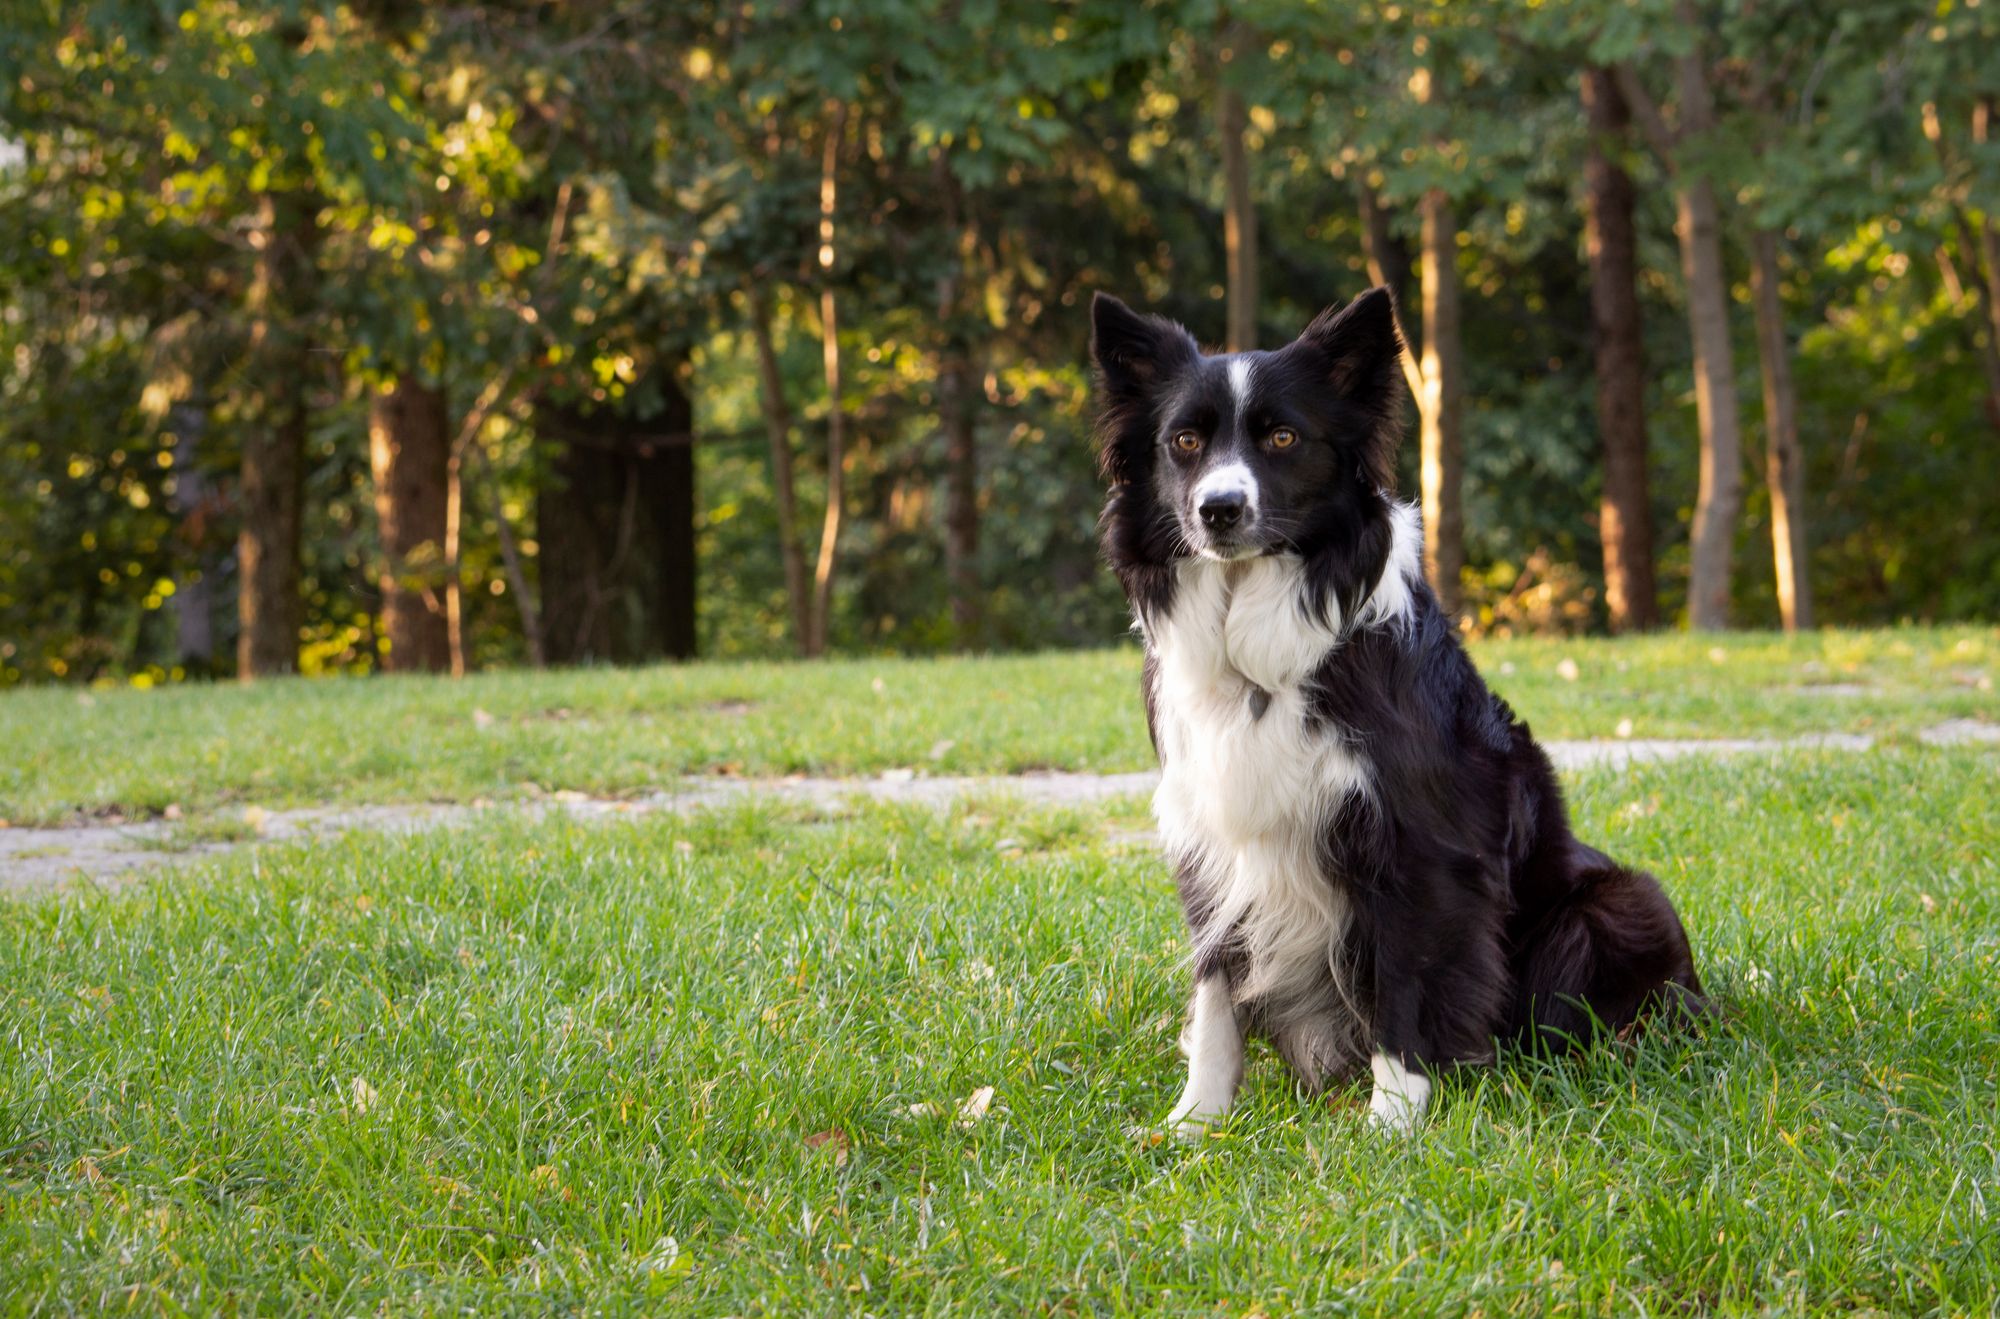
[4,746,1997,1312]
[2,625,1994,825]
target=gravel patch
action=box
[5,724,1993,894]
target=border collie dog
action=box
[1091,288,1703,1135]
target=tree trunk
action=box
[934,166,982,650]
[1582,67,1659,633]
[939,349,980,645]
[1671,10,1743,631]
[810,285,846,659]
[1749,228,1812,632]
[1417,185,1465,619]
[1356,183,1417,352]
[1220,79,1258,352]
[236,188,318,680]
[368,375,453,671]
[1971,97,2000,428]
[1356,185,1427,411]
[535,370,697,665]
[1676,178,1743,631]
[747,285,813,653]
[808,102,849,658]
[167,400,219,674]
[1958,217,2000,429]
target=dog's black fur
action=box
[1092,287,1704,1092]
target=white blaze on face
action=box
[1191,461,1258,521]
[1189,355,1262,536]
[1227,355,1256,407]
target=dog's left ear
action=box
[1091,292,1200,403]
[1295,287,1405,408]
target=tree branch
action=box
[1614,64,1680,163]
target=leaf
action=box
[803,1128,850,1167]
[955,1085,995,1128]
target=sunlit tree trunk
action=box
[1356,184,1427,418]
[1356,183,1415,343]
[1418,185,1464,619]
[1582,67,1658,632]
[1749,229,1812,632]
[808,102,849,658]
[747,286,813,654]
[368,375,453,671]
[236,188,318,680]
[1220,75,1258,352]
[1406,50,1464,620]
[1669,12,1742,631]
[1675,187,1742,630]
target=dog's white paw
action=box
[1366,1051,1431,1134]
[1365,1087,1424,1134]
[1164,1094,1229,1142]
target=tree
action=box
[1219,28,1260,353]
[1581,67,1659,631]
[367,377,452,670]
[1413,47,1467,621]
[747,286,815,652]
[1615,5,1745,631]
[535,374,697,664]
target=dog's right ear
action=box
[1091,292,1199,403]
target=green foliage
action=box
[2,1,1997,682]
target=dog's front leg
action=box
[1366,1048,1433,1133]
[1361,866,1508,1133]
[1165,974,1242,1138]
[1366,959,1437,1133]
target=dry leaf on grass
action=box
[804,1128,851,1167]
[955,1085,995,1128]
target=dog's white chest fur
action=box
[1143,506,1421,1008]
[1145,556,1363,1004]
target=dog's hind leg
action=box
[1511,847,1705,1052]
[1271,1006,1367,1094]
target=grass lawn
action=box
[3,740,1997,1311]
[1,625,1994,826]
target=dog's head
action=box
[1090,289,1406,568]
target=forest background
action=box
[3,0,1996,686]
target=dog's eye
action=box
[1269,427,1299,450]
[1171,431,1202,453]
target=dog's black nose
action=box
[1199,490,1248,529]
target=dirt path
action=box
[5,723,1996,895]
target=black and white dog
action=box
[1091,288,1704,1135]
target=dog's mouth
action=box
[1185,517,1276,562]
